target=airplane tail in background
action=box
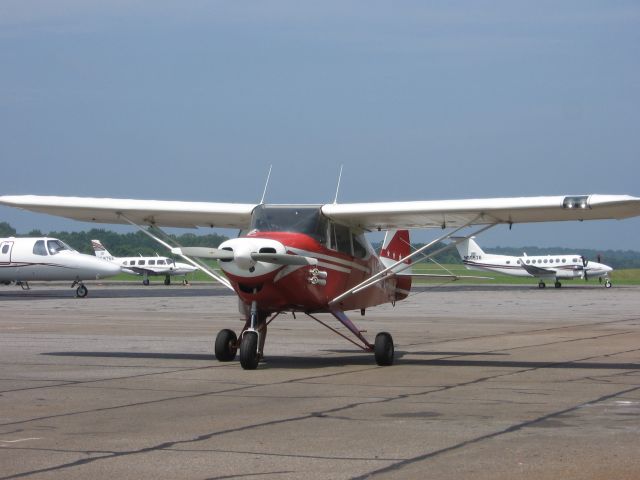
[91,239,113,260]
[451,236,485,260]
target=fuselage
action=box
[0,237,121,282]
[462,253,612,280]
[109,256,196,276]
[216,205,410,314]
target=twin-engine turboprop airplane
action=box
[1,193,639,368]
[0,237,121,296]
[452,236,613,289]
[91,239,198,285]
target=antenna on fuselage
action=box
[333,164,344,204]
[260,165,272,204]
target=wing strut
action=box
[329,219,497,305]
[117,213,234,290]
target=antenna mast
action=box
[333,165,343,204]
[260,165,273,204]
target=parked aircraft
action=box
[0,237,121,296]
[91,239,197,285]
[452,236,613,288]
[1,193,639,368]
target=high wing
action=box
[0,195,256,229]
[321,194,640,230]
[1,194,640,231]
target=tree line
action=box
[2,221,639,268]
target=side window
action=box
[330,223,352,255]
[138,259,146,265]
[352,234,367,259]
[33,240,48,256]
[1,244,9,254]
[148,260,156,265]
[157,259,166,265]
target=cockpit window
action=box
[33,240,48,256]
[47,239,72,255]
[250,205,327,243]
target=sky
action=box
[1,1,639,250]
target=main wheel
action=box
[554,281,562,288]
[538,282,546,289]
[215,329,238,361]
[164,276,171,286]
[239,331,259,370]
[143,278,150,286]
[374,332,394,366]
[76,285,88,298]
[605,280,612,288]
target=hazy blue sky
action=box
[1,1,639,250]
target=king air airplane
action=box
[0,237,121,296]
[1,193,639,369]
[453,237,613,289]
[91,239,198,285]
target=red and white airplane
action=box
[1,193,639,369]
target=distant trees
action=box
[0,221,16,237]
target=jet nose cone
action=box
[94,258,122,278]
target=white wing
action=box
[1,193,640,231]
[0,195,256,229]
[321,194,640,230]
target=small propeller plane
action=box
[1,193,639,368]
[0,236,121,296]
[452,236,613,289]
[91,239,198,285]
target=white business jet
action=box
[0,237,121,296]
[453,236,613,288]
[91,239,197,285]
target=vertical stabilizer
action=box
[91,239,114,261]
[451,236,485,260]
[380,230,412,300]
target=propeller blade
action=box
[171,247,235,260]
[251,253,317,266]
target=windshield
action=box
[47,239,73,255]
[250,205,326,242]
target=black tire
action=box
[374,332,394,366]
[605,280,612,288]
[164,276,171,286]
[215,329,238,361]
[143,278,150,286]
[76,285,88,298]
[554,281,561,288]
[538,282,546,289]
[239,331,259,370]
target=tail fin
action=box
[91,239,113,260]
[451,236,485,260]
[380,230,411,300]
[380,230,411,270]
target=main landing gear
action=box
[213,305,396,370]
[538,281,546,289]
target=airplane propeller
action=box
[172,247,317,266]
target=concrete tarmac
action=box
[1,283,639,479]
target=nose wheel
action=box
[239,331,260,370]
